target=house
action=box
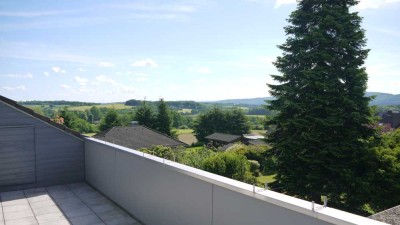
[369,205,400,225]
[206,132,267,149]
[93,125,187,150]
[0,95,389,225]
[205,132,241,147]
[243,133,267,146]
[0,95,84,190]
[380,110,400,129]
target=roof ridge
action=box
[0,95,83,139]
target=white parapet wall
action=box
[84,137,388,225]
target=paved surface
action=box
[0,183,142,225]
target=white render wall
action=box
[84,138,388,225]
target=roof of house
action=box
[0,95,83,139]
[247,139,268,146]
[243,134,265,140]
[369,205,400,225]
[93,125,187,149]
[381,111,400,129]
[205,133,241,143]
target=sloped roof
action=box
[205,133,241,143]
[369,205,400,225]
[248,139,268,146]
[0,95,82,139]
[381,111,400,129]
[93,126,187,149]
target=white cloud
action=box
[355,0,400,10]
[198,67,211,74]
[52,66,66,74]
[274,0,296,8]
[131,59,158,67]
[60,84,71,89]
[44,72,49,76]
[74,76,89,86]
[78,68,85,72]
[95,75,117,86]
[98,62,115,67]
[3,73,33,78]
[2,85,26,91]
[52,67,61,73]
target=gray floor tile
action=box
[30,200,56,209]
[27,194,52,203]
[48,191,76,200]
[36,212,67,224]
[46,185,69,193]
[62,205,93,219]
[0,191,25,201]
[23,188,46,197]
[39,219,71,225]
[53,196,81,204]
[31,205,62,216]
[1,198,29,207]
[3,203,31,213]
[4,216,38,225]
[69,214,103,225]
[0,183,143,225]
[90,203,118,214]
[4,209,34,221]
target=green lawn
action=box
[83,133,97,137]
[173,129,194,135]
[257,174,276,184]
[250,130,267,135]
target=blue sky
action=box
[1,0,399,102]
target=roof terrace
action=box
[0,95,391,225]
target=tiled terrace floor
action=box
[0,183,142,225]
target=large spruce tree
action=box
[268,0,374,212]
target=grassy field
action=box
[174,129,197,145]
[250,130,267,135]
[82,133,97,137]
[178,108,192,114]
[245,115,266,118]
[174,129,194,135]
[256,174,276,184]
[68,104,133,111]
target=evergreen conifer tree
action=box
[156,98,172,136]
[267,0,374,212]
[135,100,156,129]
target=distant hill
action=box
[212,97,274,106]
[366,92,400,106]
[212,92,400,106]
